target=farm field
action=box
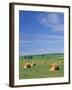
[19,53,64,79]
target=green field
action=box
[19,53,64,79]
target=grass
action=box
[19,53,64,79]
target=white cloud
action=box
[20,33,63,40]
[46,13,59,24]
[19,33,64,45]
[54,24,64,31]
[37,13,64,32]
[19,32,64,55]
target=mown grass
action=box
[19,53,64,79]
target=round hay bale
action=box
[31,62,36,66]
[24,63,31,69]
[23,65,27,69]
[50,63,59,70]
[59,60,64,64]
[50,66,55,71]
[42,61,46,64]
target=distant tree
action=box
[41,55,45,57]
[28,56,33,59]
[24,56,27,59]
[30,56,33,59]
[24,56,33,59]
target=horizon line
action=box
[19,52,64,56]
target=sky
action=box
[19,10,64,56]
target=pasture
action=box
[19,53,64,79]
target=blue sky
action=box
[19,11,64,56]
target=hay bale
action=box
[59,60,64,64]
[23,65,27,69]
[42,61,46,64]
[50,66,55,71]
[24,63,31,69]
[31,62,36,66]
[50,63,59,71]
